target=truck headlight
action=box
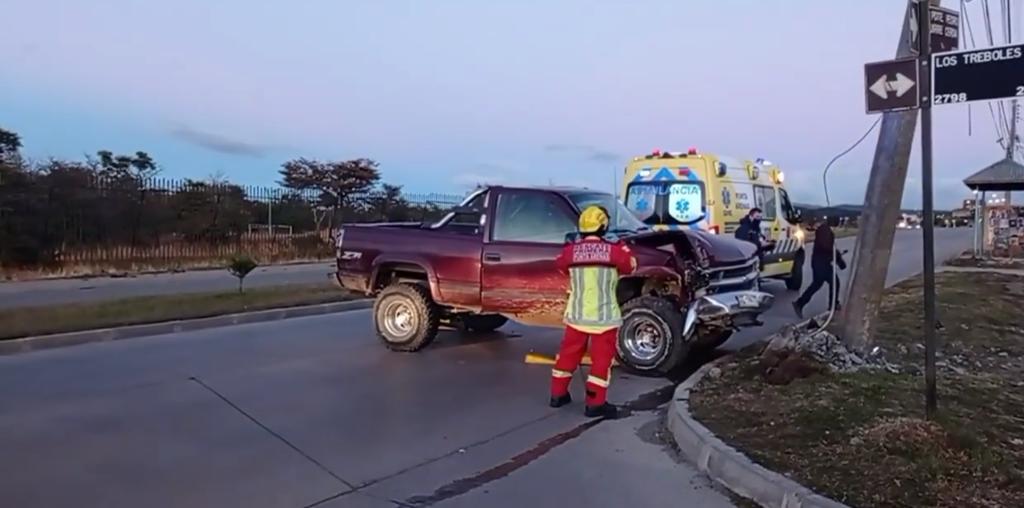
[794,228,805,241]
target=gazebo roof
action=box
[963,157,1024,191]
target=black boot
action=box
[549,393,572,408]
[584,403,628,419]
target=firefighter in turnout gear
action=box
[550,205,637,418]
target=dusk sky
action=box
[1,0,1019,208]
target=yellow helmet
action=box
[578,205,610,234]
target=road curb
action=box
[666,354,850,508]
[0,299,373,356]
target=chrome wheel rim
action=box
[622,315,665,363]
[381,299,417,340]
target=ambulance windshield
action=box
[624,181,706,226]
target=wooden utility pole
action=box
[1006,101,1018,205]
[834,0,938,350]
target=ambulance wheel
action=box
[463,314,508,333]
[374,283,440,352]
[617,296,688,377]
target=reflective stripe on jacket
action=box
[556,237,637,329]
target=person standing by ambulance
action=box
[550,205,637,419]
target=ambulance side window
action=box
[779,188,801,224]
[754,186,777,221]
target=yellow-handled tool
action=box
[524,352,618,367]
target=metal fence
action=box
[0,174,464,273]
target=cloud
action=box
[169,126,270,158]
[544,144,620,163]
[452,161,523,188]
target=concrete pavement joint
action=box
[188,375,359,492]
[0,299,373,356]
[666,355,850,508]
[401,418,603,507]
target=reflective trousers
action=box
[550,326,617,407]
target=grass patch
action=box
[946,253,1024,271]
[0,283,359,340]
[692,271,1024,508]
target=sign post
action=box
[916,0,938,420]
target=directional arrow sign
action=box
[869,72,916,100]
[865,58,921,114]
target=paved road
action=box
[0,229,971,508]
[0,262,335,309]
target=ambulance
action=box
[620,148,806,290]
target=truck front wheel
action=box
[374,283,440,352]
[616,296,688,377]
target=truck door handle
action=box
[484,252,502,262]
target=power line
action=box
[965,0,1009,142]
[963,0,977,135]
[982,0,1013,146]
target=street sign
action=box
[865,58,921,114]
[909,3,959,55]
[932,43,1024,106]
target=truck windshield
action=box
[569,192,649,234]
[624,181,706,226]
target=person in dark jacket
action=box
[792,217,846,318]
[734,208,764,251]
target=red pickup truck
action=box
[334,185,773,375]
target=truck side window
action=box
[492,191,576,244]
[438,192,486,236]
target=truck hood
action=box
[626,229,756,266]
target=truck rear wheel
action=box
[374,283,440,352]
[616,296,688,377]
[463,314,508,333]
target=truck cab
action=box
[621,149,806,290]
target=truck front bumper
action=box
[683,290,775,337]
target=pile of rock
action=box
[758,317,900,383]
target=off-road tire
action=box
[374,283,440,352]
[616,296,688,377]
[463,314,508,333]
